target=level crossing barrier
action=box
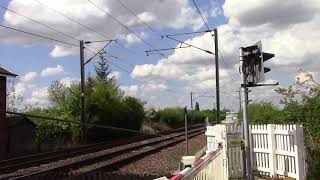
[169,146,224,180]
[154,125,228,180]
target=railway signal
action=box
[242,41,275,86]
[240,41,277,180]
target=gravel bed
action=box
[114,134,206,177]
[0,128,203,179]
[70,131,203,175]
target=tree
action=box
[195,102,200,111]
[121,96,145,130]
[145,107,159,122]
[158,108,185,128]
[7,83,26,112]
[244,102,281,124]
[94,51,113,82]
[273,70,320,178]
[48,81,69,107]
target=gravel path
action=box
[115,134,206,177]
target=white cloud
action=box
[26,87,49,106]
[210,0,222,17]
[223,0,319,28]
[120,85,140,97]
[220,0,320,71]
[41,65,64,77]
[120,81,167,98]
[130,0,320,109]
[0,0,205,57]
[124,32,148,44]
[4,0,320,110]
[127,11,155,26]
[143,82,167,92]
[294,70,319,83]
[20,72,37,82]
[14,82,27,96]
[60,76,79,87]
[13,81,49,107]
[50,45,78,58]
[137,11,155,23]
[109,71,121,80]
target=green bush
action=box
[188,110,214,124]
[158,108,184,128]
[151,108,215,128]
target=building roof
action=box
[7,116,36,128]
[0,66,18,77]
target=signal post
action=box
[240,41,276,180]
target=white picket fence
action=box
[250,124,306,179]
[155,122,306,180]
[225,123,243,179]
[209,123,306,179]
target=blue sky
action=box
[1,0,319,110]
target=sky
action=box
[0,0,319,111]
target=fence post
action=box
[205,126,216,153]
[267,124,277,177]
[294,125,305,180]
[221,125,228,180]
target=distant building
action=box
[0,66,17,159]
[7,116,37,156]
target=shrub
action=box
[158,108,184,128]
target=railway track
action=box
[0,126,204,180]
[0,124,203,174]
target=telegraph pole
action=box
[240,47,252,180]
[238,90,242,112]
[78,39,115,143]
[80,40,85,143]
[184,106,189,155]
[214,28,220,122]
[190,92,193,110]
[190,92,193,127]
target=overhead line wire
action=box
[0,2,112,54]
[165,35,214,55]
[192,0,233,73]
[84,48,187,94]
[0,4,79,42]
[88,0,153,48]
[32,0,143,59]
[0,24,78,46]
[118,0,195,76]
[165,30,213,37]
[0,2,192,97]
[191,0,211,33]
[33,0,107,40]
[191,0,238,92]
[117,0,156,35]
[218,50,237,81]
[89,0,195,77]
[2,1,219,97]
[117,0,182,53]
